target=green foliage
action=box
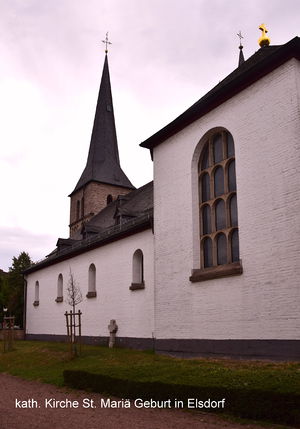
[63,370,300,426]
[0,271,9,323]
[0,340,299,426]
[0,252,32,327]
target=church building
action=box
[24,29,300,360]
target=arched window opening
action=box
[81,197,84,218]
[87,263,97,298]
[202,205,211,235]
[200,144,209,170]
[192,129,242,282]
[106,194,113,205]
[213,133,223,163]
[227,133,235,158]
[76,200,80,220]
[215,199,226,230]
[230,194,238,227]
[201,173,210,202]
[56,274,63,303]
[130,249,145,290]
[214,166,224,197]
[231,229,240,262]
[33,281,39,306]
[217,233,227,265]
[203,237,213,268]
[228,160,237,192]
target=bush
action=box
[63,370,300,426]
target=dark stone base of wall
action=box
[25,334,154,350]
[25,334,300,361]
[156,339,300,361]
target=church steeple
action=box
[69,51,135,238]
[71,54,134,194]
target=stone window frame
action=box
[190,129,242,283]
[130,249,145,291]
[86,263,97,298]
[33,281,39,306]
[55,273,63,303]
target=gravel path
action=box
[0,373,282,429]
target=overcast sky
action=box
[0,0,299,271]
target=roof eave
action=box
[23,213,153,275]
[68,179,136,197]
[140,37,300,150]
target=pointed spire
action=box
[237,31,245,67]
[70,54,134,195]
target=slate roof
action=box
[84,181,153,234]
[70,55,135,196]
[24,182,153,274]
[140,37,300,151]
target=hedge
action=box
[63,370,300,426]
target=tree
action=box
[0,271,9,325]
[66,269,83,313]
[5,252,33,327]
[65,269,83,356]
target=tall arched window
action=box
[87,263,97,298]
[81,197,84,218]
[191,129,242,282]
[130,249,145,290]
[55,274,63,303]
[76,200,80,220]
[33,281,39,306]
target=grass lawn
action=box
[0,340,299,426]
[0,340,299,393]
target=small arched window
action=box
[76,200,80,220]
[130,249,145,290]
[33,281,39,306]
[55,274,63,303]
[87,263,97,298]
[191,129,242,282]
[81,197,84,218]
[106,194,113,205]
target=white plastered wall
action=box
[26,230,154,339]
[153,58,300,340]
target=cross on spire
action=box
[102,32,112,54]
[237,31,243,47]
[237,30,245,67]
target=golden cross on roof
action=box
[102,32,112,54]
[237,31,243,47]
[258,24,270,47]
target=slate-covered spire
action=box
[238,45,245,66]
[70,54,134,195]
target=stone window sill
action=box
[86,291,97,298]
[55,297,63,303]
[129,282,145,291]
[189,261,243,283]
[33,300,39,306]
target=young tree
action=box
[66,269,83,313]
[65,269,83,356]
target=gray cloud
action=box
[0,226,56,271]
